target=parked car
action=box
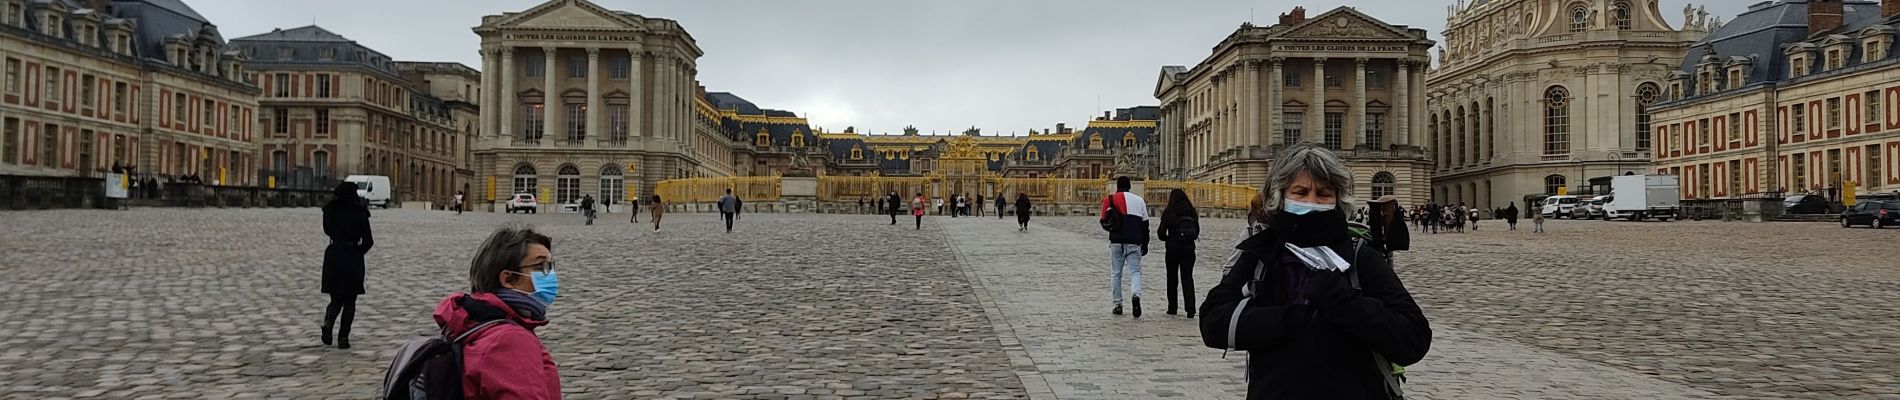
[1841,201,1900,228]
[1784,194,1831,215]
[1542,195,1581,218]
[1571,196,1607,219]
[506,193,539,213]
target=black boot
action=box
[1112,304,1123,316]
[337,327,351,349]
[1132,296,1142,318]
[321,322,333,346]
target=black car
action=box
[1841,201,1900,229]
[1784,194,1831,215]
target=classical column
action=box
[1395,60,1411,147]
[655,57,671,142]
[627,47,642,138]
[1244,60,1259,150]
[1354,58,1368,149]
[585,48,601,142]
[1414,64,1428,150]
[1310,58,1327,143]
[1269,58,1283,146]
[499,48,516,141]
[542,46,561,142]
[480,48,495,138]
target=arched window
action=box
[1428,115,1440,169]
[556,164,581,204]
[1635,82,1660,152]
[1570,4,1589,32]
[851,145,864,160]
[1122,134,1136,148]
[1027,146,1041,161]
[1455,106,1466,166]
[1545,174,1568,195]
[1371,172,1397,199]
[1613,2,1632,30]
[1485,98,1496,159]
[1089,134,1104,149]
[599,164,623,206]
[790,130,805,147]
[755,128,770,147]
[1544,86,1571,156]
[512,164,537,195]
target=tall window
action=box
[273,108,289,134]
[45,66,60,102]
[1545,174,1567,194]
[202,99,215,128]
[1827,98,1842,128]
[1371,172,1396,198]
[568,54,586,78]
[1,117,16,164]
[1729,112,1742,148]
[4,58,18,94]
[3,2,18,27]
[608,105,628,141]
[1698,119,1710,146]
[1613,2,1632,30]
[316,75,332,98]
[315,109,330,134]
[1570,5,1588,32]
[1325,73,1342,88]
[611,56,630,79]
[1792,104,1806,134]
[1791,155,1807,190]
[1366,70,1383,88]
[522,104,544,141]
[1366,113,1386,148]
[599,165,623,206]
[525,54,544,78]
[273,74,289,97]
[1869,144,1882,189]
[41,123,57,168]
[556,165,580,204]
[312,150,330,178]
[112,82,127,115]
[1323,112,1344,150]
[1869,90,1884,126]
[81,74,94,108]
[270,150,287,173]
[565,104,585,141]
[1284,71,1301,87]
[1544,86,1571,155]
[1827,50,1844,71]
[513,164,537,195]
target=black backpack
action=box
[1100,194,1123,232]
[1175,215,1201,241]
[380,295,516,400]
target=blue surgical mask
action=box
[507,270,560,305]
[1282,198,1337,215]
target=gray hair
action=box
[1261,143,1356,217]
[468,226,553,293]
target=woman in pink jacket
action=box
[912,193,927,230]
[432,227,563,399]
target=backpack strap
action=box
[1347,238,1406,400]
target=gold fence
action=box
[984,177,1113,205]
[1144,180,1255,210]
[654,176,782,203]
[815,175,932,200]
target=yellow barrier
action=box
[816,175,931,200]
[1145,180,1255,210]
[655,176,782,203]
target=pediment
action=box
[496,0,640,30]
[1279,8,1414,40]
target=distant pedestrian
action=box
[1532,204,1546,233]
[1504,202,1519,230]
[859,197,866,214]
[935,198,945,216]
[629,197,641,223]
[913,193,927,230]
[453,191,465,215]
[735,196,743,221]
[1156,189,1199,318]
[1014,193,1032,231]
[887,191,902,225]
[429,227,562,398]
[975,194,985,217]
[997,196,1007,220]
[649,195,664,233]
[1100,176,1150,318]
[580,194,596,225]
[1367,195,1411,261]
[320,182,373,349]
[717,188,739,233]
[1468,206,1479,231]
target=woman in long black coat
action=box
[1014,193,1033,232]
[321,182,373,349]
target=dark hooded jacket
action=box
[321,186,372,294]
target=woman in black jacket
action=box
[1156,189,1198,317]
[1199,144,1431,399]
[1013,193,1032,232]
[320,182,373,349]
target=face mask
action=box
[507,270,560,305]
[1282,198,1337,215]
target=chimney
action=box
[1278,6,1308,25]
[1887,0,1900,19]
[1056,123,1067,133]
[1810,0,1844,36]
[1103,111,1112,120]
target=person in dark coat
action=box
[1014,193,1032,231]
[1366,195,1411,260]
[996,196,1007,220]
[1200,144,1430,399]
[887,191,903,225]
[1503,202,1520,230]
[1156,189,1199,317]
[321,181,374,349]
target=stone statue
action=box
[1708,16,1723,32]
[1683,3,1696,30]
[1696,6,1710,31]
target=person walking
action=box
[975,194,985,217]
[1367,195,1412,262]
[912,193,927,230]
[453,191,465,215]
[935,197,945,216]
[1532,203,1546,233]
[320,182,373,349]
[628,197,641,223]
[1156,189,1199,318]
[1505,202,1520,230]
[431,227,562,398]
[887,191,902,225]
[1468,205,1480,231]
[997,196,1008,220]
[1014,192,1032,231]
[717,188,739,233]
[1100,176,1150,317]
[859,197,866,214]
[1199,144,1432,399]
[649,195,664,233]
[580,194,596,225]
[950,195,960,219]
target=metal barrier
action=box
[654,176,782,203]
[1144,180,1255,210]
[1,174,330,210]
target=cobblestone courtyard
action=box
[1,208,1897,399]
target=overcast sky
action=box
[191,0,1747,136]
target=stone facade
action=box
[1426,0,1704,210]
[1652,0,1900,200]
[395,61,482,202]
[1155,6,1435,205]
[0,0,260,184]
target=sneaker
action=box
[1112,304,1123,316]
[1132,297,1142,318]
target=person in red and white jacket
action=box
[1100,176,1151,317]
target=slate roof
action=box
[105,0,225,60]
[1675,0,1889,94]
[231,25,352,42]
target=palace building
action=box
[1426,0,1705,209]
[230,26,472,204]
[1155,6,1436,205]
[1,0,259,183]
[1650,0,1900,200]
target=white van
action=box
[344,175,392,208]
[1541,195,1580,218]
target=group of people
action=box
[1411,203,1478,233]
[936,193,985,217]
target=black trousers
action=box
[324,293,358,338]
[722,212,735,232]
[890,212,897,225]
[915,215,922,229]
[1164,243,1196,314]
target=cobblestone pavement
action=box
[0,209,1023,399]
[1033,216,1900,399]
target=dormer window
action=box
[789,131,805,147]
[1790,55,1810,78]
[1862,27,1894,62]
[755,128,770,147]
[319,48,335,60]
[43,14,61,38]
[5,2,22,27]
[277,48,291,60]
[1728,69,1742,88]
[1027,147,1040,161]
[114,33,129,55]
[1826,49,1844,70]
[850,145,863,160]
[77,24,93,46]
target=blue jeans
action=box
[1109,243,1144,304]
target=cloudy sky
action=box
[191,0,1747,136]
